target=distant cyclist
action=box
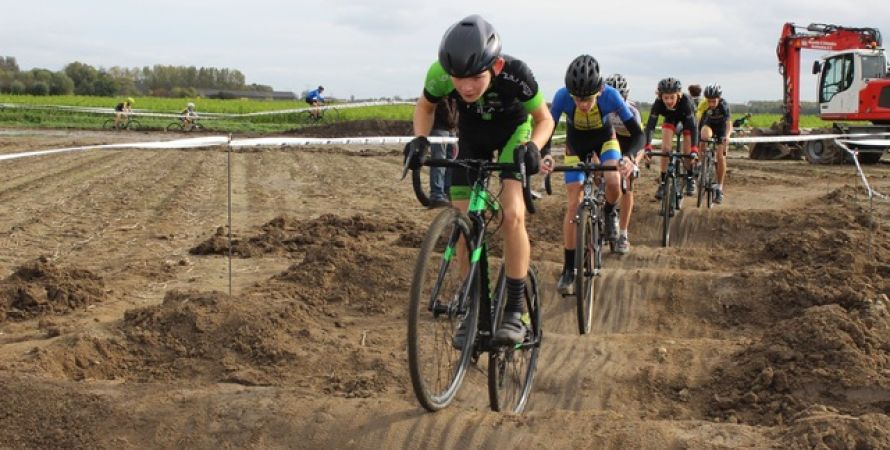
[114,97,134,128]
[547,56,644,294]
[180,102,199,129]
[698,83,731,204]
[405,15,554,345]
[644,78,699,199]
[688,84,702,109]
[733,112,752,129]
[305,86,325,120]
[605,73,644,254]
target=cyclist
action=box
[547,57,644,294]
[113,97,134,128]
[733,112,752,129]
[688,84,703,109]
[605,73,644,254]
[698,83,732,204]
[305,86,325,120]
[405,14,555,345]
[644,78,699,199]
[180,102,199,129]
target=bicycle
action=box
[296,105,339,125]
[165,118,204,132]
[546,161,620,335]
[404,150,542,413]
[102,115,141,131]
[697,138,719,208]
[648,134,697,247]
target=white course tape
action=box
[834,139,890,201]
[0,136,229,161]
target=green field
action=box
[0,94,415,133]
[0,94,833,134]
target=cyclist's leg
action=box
[428,129,451,205]
[616,135,636,251]
[599,140,622,241]
[714,122,728,202]
[494,119,533,344]
[560,151,584,291]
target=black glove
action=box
[515,142,542,175]
[403,136,430,170]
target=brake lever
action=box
[400,148,415,180]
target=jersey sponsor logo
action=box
[572,103,604,131]
[501,72,534,98]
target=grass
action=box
[0,94,837,134]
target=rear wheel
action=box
[803,139,844,164]
[573,205,597,335]
[408,208,477,412]
[488,266,541,413]
[165,122,182,132]
[102,119,118,130]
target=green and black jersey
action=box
[422,55,544,133]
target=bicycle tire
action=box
[661,176,673,247]
[488,265,541,413]
[102,118,117,130]
[706,157,715,209]
[408,208,478,412]
[411,169,431,207]
[126,119,141,131]
[697,155,708,208]
[322,108,339,123]
[165,122,182,132]
[295,110,316,125]
[574,204,597,335]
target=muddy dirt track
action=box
[0,123,889,449]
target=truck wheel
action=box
[803,140,843,164]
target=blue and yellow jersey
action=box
[549,85,633,133]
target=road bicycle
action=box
[546,161,622,334]
[102,115,141,131]
[165,118,205,132]
[296,105,339,124]
[648,134,697,247]
[697,138,720,208]
[404,150,542,413]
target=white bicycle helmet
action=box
[605,73,630,99]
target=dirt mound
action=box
[782,410,890,448]
[288,119,412,138]
[0,375,112,449]
[33,289,406,395]
[0,256,107,322]
[708,304,890,426]
[260,237,415,315]
[190,213,418,258]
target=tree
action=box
[27,81,49,96]
[9,80,25,95]
[65,61,99,95]
[0,56,19,72]
[50,72,75,95]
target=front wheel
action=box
[661,177,674,247]
[408,208,477,412]
[488,265,541,413]
[125,119,141,131]
[574,205,597,335]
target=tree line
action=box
[0,56,273,97]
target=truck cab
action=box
[815,49,890,124]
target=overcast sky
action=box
[3,0,890,103]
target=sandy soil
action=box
[0,122,889,449]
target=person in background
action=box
[180,102,199,130]
[428,97,459,208]
[305,86,325,120]
[114,97,134,128]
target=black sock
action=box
[660,172,667,182]
[564,248,575,272]
[506,277,526,314]
[604,202,616,216]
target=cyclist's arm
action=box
[681,98,699,148]
[609,89,644,159]
[542,89,569,156]
[413,94,437,136]
[622,117,644,159]
[529,100,555,152]
[644,103,661,146]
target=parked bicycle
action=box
[648,134,697,247]
[697,138,719,208]
[546,161,620,334]
[165,118,204,132]
[102,115,141,131]
[404,152,542,413]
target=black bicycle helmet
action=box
[605,73,629,99]
[704,83,722,99]
[565,55,602,97]
[438,15,501,77]
[657,77,682,94]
